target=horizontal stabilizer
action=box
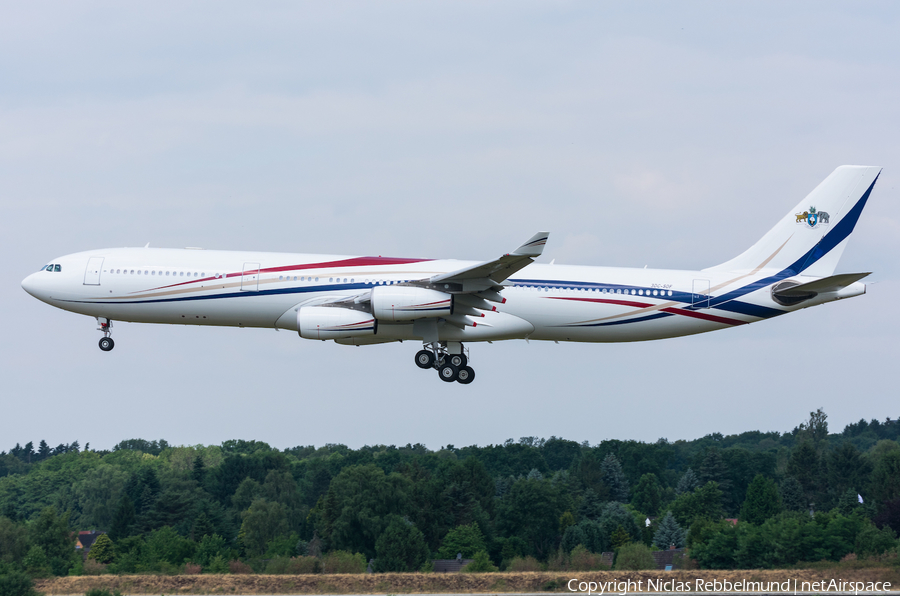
[775,272,870,297]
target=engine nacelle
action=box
[371,286,453,321]
[297,306,377,340]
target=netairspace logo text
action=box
[567,578,892,595]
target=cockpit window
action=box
[41,264,62,272]
[54,264,61,272]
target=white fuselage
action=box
[20,247,863,345]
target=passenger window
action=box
[329,277,333,282]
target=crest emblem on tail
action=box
[795,206,829,228]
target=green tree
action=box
[837,488,863,516]
[576,520,607,553]
[373,516,429,572]
[191,512,215,542]
[145,526,196,566]
[601,453,629,502]
[240,499,289,557]
[613,542,654,570]
[108,494,136,541]
[675,468,699,495]
[597,502,641,543]
[653,511,685,549]
[462,550,497,572]
[231,478,263,512]
[496,477,568,559]
[871,450,900,505]
[22,546,50,577]
[87,534,115,564]
[437,523,487,559]
[787,441,821,505]
[326,464,413,559]
[854,522,897,557]
[0,516,29,566]
[610,526,631,549]
[779,477,807,512]
[76,465,128,530]
[631,473,663,516]
[740,475,782,525]
[578,489,604,521]
[27,507,74,576]
[668,481,723,527]
[194,534,229,566]
[561,524,585,553]
[0,571,40,596]
[573,452,605,496]
[697,449,732,509]
[796,408,829,446]
[827,442,871,499]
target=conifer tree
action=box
[676,469,699,495]
[610,525,631,549]
[601,454,629,503]
[578,489,605,521]
[108,494,136,541]
[739,474,782,525]
[652,511,686,549]
[779,477,807,512]
[697,449,731,497]
[87,534,115,564]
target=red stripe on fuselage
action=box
[548,296,653,308]
[660,307,746,326]
[144,256,432,292]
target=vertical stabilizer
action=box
[704,166,881,276]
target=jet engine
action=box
[297,306,377,340]
[371,286,453,321]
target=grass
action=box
[32,568,900,595]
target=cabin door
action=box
[241,262,260,291]
[692,279,710,309]
[84,257,104,285]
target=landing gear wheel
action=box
[449,354,467,368]
[99,337,115,352]
[457,366,475,384]
[438,364,459,382]
[415,350,435,369]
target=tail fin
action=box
[705,165,881,276]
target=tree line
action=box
[0,409,899,576]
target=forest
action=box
[1,409,899,577]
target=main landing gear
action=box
[97,318,115,351]
[414,342,475,385]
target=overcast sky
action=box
[2,1,898,452]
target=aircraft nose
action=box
[21,273,42,298]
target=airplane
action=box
[21,165,880,385]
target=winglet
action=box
[512,232,550,257]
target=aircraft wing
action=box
[429,231,549,291]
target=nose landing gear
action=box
[414,342,475,384]
[97,318,115,351]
